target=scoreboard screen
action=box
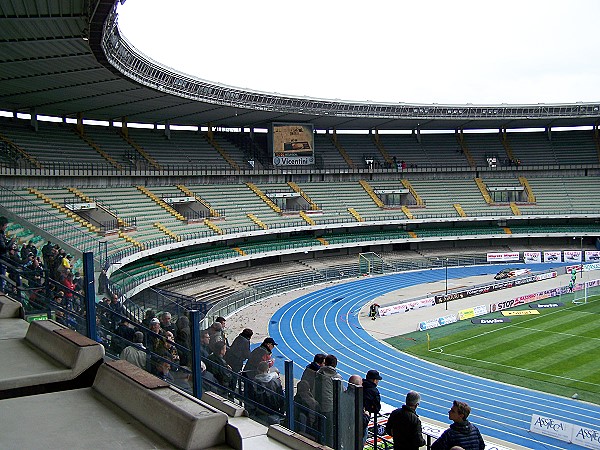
[271,123,314,166]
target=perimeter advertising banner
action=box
[271,123,315,166]
[530,414,600,449]
[487,252,519,262]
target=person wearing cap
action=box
[120,331,147,370]
[244,337,277,379]
[362,369,382,446]
[225,328,253,373]
[385,391,426,450]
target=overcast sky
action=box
[117,0,599,105]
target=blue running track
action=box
[269,264,600,450]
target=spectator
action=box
[175,315,191,366]
[159,331,180,368]
[208,322,225,353]
[206,341,232,392]
[301,353,326,394]
[362,369,382,417]
[199,329,211,359]
[159,311,175,334]
[141,308,156,329]
[155,360,174,383]
[73,271,83,292]
[244,337,277,379]
[431,400,485,450]
[0,217,16,293]
[314,354,343,447]
[112,318,136,355]
[385,391,426,450]
[120,331,147,370]
[252,360,284,424]
[225,328,253,373]
[215,316,230,347]
[294,380,320,437]
[146,317,163,351]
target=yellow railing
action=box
[400,179,424,206]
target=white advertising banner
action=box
[564,250,582,263]
[543,251,562,263]
[529,414,572,442]
[571,424,600,450]
[523,251,542,263]
[379,297,435,317]
[487,252,520,262]
[585,251,600,263]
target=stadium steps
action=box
[474,177,493,204]
[246,183,282,214]
[347,207,364,222]
[27,188,101,234]
[329,132,356,168]
[359,180,385,208]
[510,203,521,215]
[402,206,414,219]
[456,130,477,167]
[176,184,219,217]
[246,213,267,230]
[400,179,424,206]
[136,186,186,221]
[371,132,394,166]
[74,127,123,170]
[205,130,240,171]
[153,222,180,241]
[453,203,467,217]
[203,218,224,235]
[286,181,319,210]
[299,211,315,225]
[501,129,518,163]
[518,176,536,203]
[0,132,42,168]
[118,130,162,170]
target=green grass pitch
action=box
[385,296,600,405]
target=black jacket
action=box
[385,405,425,450]
[362,379,381,415]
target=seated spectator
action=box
[159,311,175,334]
[146,317,164,351]
[206,341,232,391]
[120,331,147,370]
[199,330,211,359]
[252,361,285,424]
[111,318,136,355]
[175,315,191,366]
[155,360,174,383]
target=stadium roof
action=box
[1,0,599,131]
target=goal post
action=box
[359,252,384,275]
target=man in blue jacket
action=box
[431,400,485,450]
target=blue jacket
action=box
[431,420,485,450]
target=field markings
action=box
[509,324,600,341]
[426,347,600,388]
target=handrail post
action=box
[82,251,97,340]
[189,310,203,399]
[284,360,294,431]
